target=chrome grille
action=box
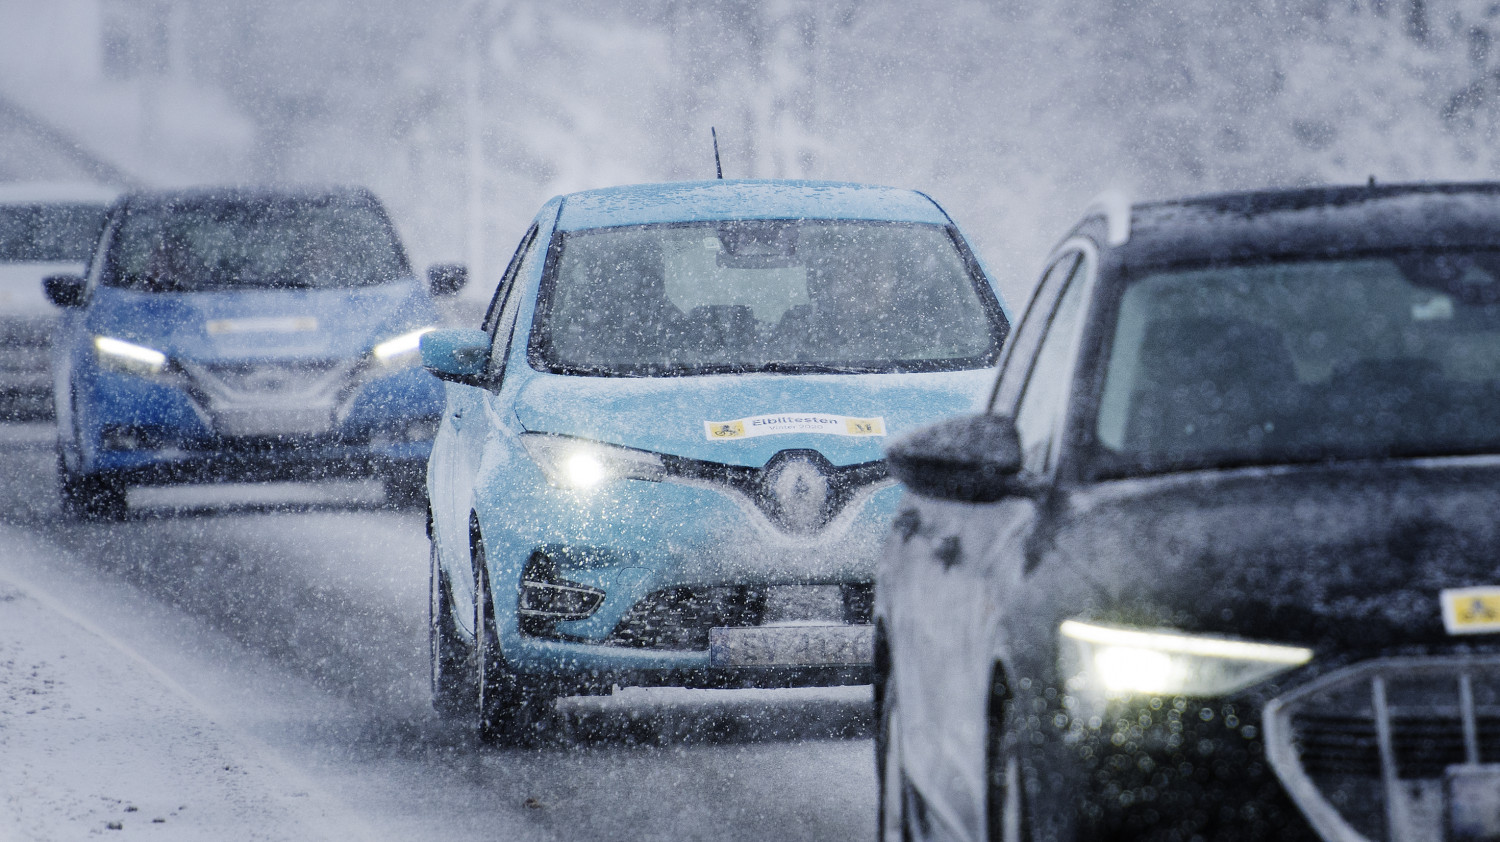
[180,360,356,437]
[1264,656,1500,842]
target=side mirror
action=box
[885,413,1028,502]
[43,274,87,308]
[421,328,492,385]
[426,263,468,297]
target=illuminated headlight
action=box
[94,336,167,376]
[1060,620,1312,698]
[520,433,666,489]
[372,327,437,366]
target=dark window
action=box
[1014,258,1091,473]
[103,197,410,292]
[1094,252,1500,474]
[993,251,1082,411]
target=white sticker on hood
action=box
[207,316,318,335]
[704,413,886,441]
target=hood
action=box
[84,279,438,363]
[512,368,995,467]
[1055,458,1500,655]
[0,260,84,319]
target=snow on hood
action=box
[511,367,996,466]
[83,278,437,363]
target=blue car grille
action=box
[180,359,358,438]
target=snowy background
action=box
[4,0,1500,304]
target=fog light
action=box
[519,580,606,620]
[517,551,605,624]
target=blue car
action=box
[48,186,465,518]
[421,179,1011,742]
[417,178,1014,741]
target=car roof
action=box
[1104,181,1500,267]
[553,179,951,231]
[0,182,121,205]
[117,185,383,212]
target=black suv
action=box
[876,182,1500,842]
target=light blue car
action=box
[422,180,1010,742]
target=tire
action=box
[471,530,554,746]
[57,450,127,521]
[876,635,914,842]
[383,465,427,509]
[429,540,471,719]
[986,671,1028,842]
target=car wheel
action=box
[57,450,127,521]
[429,540,471,719]
[876,640,914,842]
[986,671,1028,842]
[382,465,427,509]
[472,531,554,746]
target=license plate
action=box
[1448,765,1500,841]
[709,624,873,668]
[213,408,334,437]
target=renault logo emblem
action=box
[763,458,831,533]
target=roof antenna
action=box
[711,127,723,179]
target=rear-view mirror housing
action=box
[885,413,1028,502]
[426,263,468,297]
[421,328,491,385]
[43,274,87,308]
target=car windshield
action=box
[1094,252,1500,474]
[530,220,1004,376]
[102,198,410,292]
[0,203,107,262]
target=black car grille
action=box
[664,449,890,534]
[1265,655,1500,842]
[1294,710,1500,779]
[600,583,874,651]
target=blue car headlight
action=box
[520,433,666,489]
[372,326,437,368]
[1060,619,1312,699]
[93,335,168,377]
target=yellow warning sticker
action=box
[704,413,886,441]
[1441,587,1500,635]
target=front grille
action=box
[601,583,873,651]
[665,449,890,534]
[179,360,357,437]
[1265,655,1500,842]
[605,586,767,650]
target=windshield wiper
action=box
[755,361,884,375]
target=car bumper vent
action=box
[1264,655,1500,842]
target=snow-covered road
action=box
[0,424,875,841]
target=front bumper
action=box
[76,362,442,482]
[1264,654,1500,842]
[474,454,898,686]
[1034,653,1500,842]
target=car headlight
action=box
[1060,619,1312,698]
[94,336,168,376]
[373,327,437,367]
[520,433,666,489]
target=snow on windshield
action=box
[534,221,1004,376]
